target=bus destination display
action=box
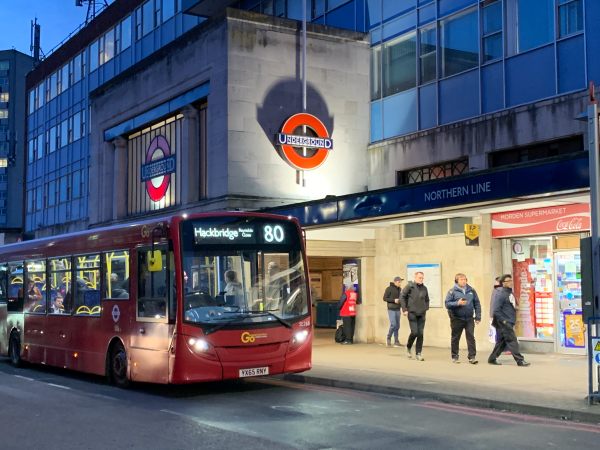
[193,222,287,245]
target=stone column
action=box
[180,105,199,206]
[112,137,128,220]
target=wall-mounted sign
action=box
[276,113,332,170]
[464,224,480,246]
[141,135,176,202]
[491,203,590,238]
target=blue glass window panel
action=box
[419,83,437,129]
[366,0,382,28]
[482,1,502,35]
[329,0,352,10]
[419,26,436,83]
[370,101,383,142]
[418,0,433,5]
[506,46,555,106]
[482,62,504,113]
[383,32,417,96]
[382,0,416,22]
[558,35,585,93]
[483,33,502,63]
[418,3,436,25]
[440,70,479,124]
[559,0,583,38]
[440,8,478,78]
[326,1,356,30]
[287,1,304,20]
[371,46,382,100]
[382,89,417,138]
[518,0,554,52]
[313,0,325,18]
[438,0,476,18]
[371,27,382,44]
[382,10,416,41]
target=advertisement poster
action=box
[342,259,360,301]
[513,259,536,338]
[563,311,585,348]
[406,263,442,308]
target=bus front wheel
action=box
[9,332,22,367]
[110,342,130,388]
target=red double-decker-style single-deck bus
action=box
[0,212,312,386]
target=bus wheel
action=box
[110,343,130,388]
[9,332,22,367]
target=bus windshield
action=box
[180,218,309,326]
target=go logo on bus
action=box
[276,113,333,170]
[241,331,267,344]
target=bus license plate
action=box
[239,367,269,378]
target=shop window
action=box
[440,7,478,78]
[396,158,469,186]
[488,135,584,168]
[481,0,502,63]
[426,219,448,236]
[450,217,473,234]
[404,222,424,238]
[558,0,583,38]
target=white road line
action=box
[14,375,34,381]
[47,383,71,390]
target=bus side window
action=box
[0,264,7,303]
[8,263,24,313]
[137,247,168,320]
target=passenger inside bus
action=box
[51,293,65,314]
[110,273,129,298]
[24,278,43,312]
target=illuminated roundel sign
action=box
[276,113,333,170]
[141,135,176,202]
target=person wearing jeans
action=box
[400,271,430,361]
[383,276,403,347]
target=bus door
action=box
[129,245,174,383]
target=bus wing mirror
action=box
[147,250,163,272]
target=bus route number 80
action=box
[263,225,285,243]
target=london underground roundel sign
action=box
[141,135,176,202]
[276,113,333,170]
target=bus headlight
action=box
[188,337,210,352]
[293,329,309,344]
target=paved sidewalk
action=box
[284,331,600,424]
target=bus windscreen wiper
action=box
[254,311,292,328]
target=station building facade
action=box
[24,0,598,354]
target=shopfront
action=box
[492,204,590,354]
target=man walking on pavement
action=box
[488,274,531,367]
[383,276,403,347]
[445,273,481,364]
[401,271,430,361]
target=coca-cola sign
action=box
[492,203,590,238]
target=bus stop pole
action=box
[587,93,600,403]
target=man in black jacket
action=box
[488,274,530,367]
[401,271,430,361]
[383,276,403,347]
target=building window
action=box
[506,0,554,54]
[49,126,57,153]
[163,0,176,20]
[404,222,424,238]
[71,51,83,84]
[120,15,132,51]
[0,109,7,119]
[426,219,448,236]
[382,31,417,97]
[488,135,584,168]
[481,0,502,63]
[440,7,478,78]
[559,0,583,38]
[0,61,9,71]
[143,0,155,36]
[419,25,436,84]
[370,46,381,100]
[396,158,469,185]
[100,27,115,65]
[0,92,8,103]
[90,39,99,72]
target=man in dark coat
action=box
[383,276,403,347]
[488,274,530,366]
[401,271,430,361]
[445,273,481,364]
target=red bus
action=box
[0,212,312,385]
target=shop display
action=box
[556,252,584,349]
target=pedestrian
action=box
[488,274,531,367]
[444,273,481,364]
[489,277,502,344]
[400,271,430,361]
[383,276,403,347]
[338,284,358,345]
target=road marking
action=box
[47,383,71,390]
[418,401,600,434]
[14,375,34,381]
